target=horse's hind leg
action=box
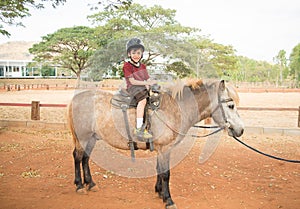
[82,135,99,192]
[73,148,86,194]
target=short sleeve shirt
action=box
[123,61,150,89]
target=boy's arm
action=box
[128,77,156,86]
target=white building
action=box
[0,59,61,78]
[0,41,60,78]
[0,60,31,77]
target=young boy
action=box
[123,38,156,139]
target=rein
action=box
[192,123,300,164]
[232,136,300,163]
[192,121,300,163]
[152,110,225,138]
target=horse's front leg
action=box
[155,157,163,198]
[156,151,177,209]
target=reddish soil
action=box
[0,127,299,209]
[0,83,299,208]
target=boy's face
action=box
[128,48,143,63]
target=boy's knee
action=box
[139,98,147,105]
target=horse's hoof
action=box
[166,204,177,209]
[76,188,88,195]
[88,184,99,192]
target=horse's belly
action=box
[95,109,148,150]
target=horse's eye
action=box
[228,104,234,109]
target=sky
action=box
[0,0,299,63]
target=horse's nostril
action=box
[236,129,244,137]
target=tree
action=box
[87,3,199,79]
[0,0,66,37]
[29,26,97,80]
[189,38,238,79]
[273,50,288,85]
[87,38,126,80]
[289,43,300,87]
[165,61,194,78]
[236,56,276,82]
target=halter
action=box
[210,96,234,130]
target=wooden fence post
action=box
[31,101,40,120]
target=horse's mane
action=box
[166,78,239,105]
[165,78,203,99]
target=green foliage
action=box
[273,50,288,85]
[236,56,275,82]
[165,61,194,78]
[87,38,126,80]
[87,3,199,79]
[41,66,56,77]
[289,43,300,87]
[29,26,97,78]
[188,38,238,79]
[0,0,66,36]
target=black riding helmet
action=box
[126,38,145,53]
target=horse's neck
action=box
[195,87,212,121]
[174,87,209,130]
[180,87,211,126]
[159,86,212,133]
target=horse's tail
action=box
[67,101,83,151]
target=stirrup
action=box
[134,128,153,140]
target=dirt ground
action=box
[0,87,300,209]
[0,127,299,209]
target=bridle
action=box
[210,92,234,130]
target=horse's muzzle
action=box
[228,126,244,137]
[226,120,244,137]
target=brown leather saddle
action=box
[111,88,138,109]
[111,84,161,110]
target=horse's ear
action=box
[219,80,225,91]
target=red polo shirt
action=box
[123,61,150,89]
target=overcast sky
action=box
[0,0,299,62]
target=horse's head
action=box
[209,80,244,137]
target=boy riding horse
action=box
[122,38,156,139]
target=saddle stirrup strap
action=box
[121,104,135,162]
[144,102,154,152]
